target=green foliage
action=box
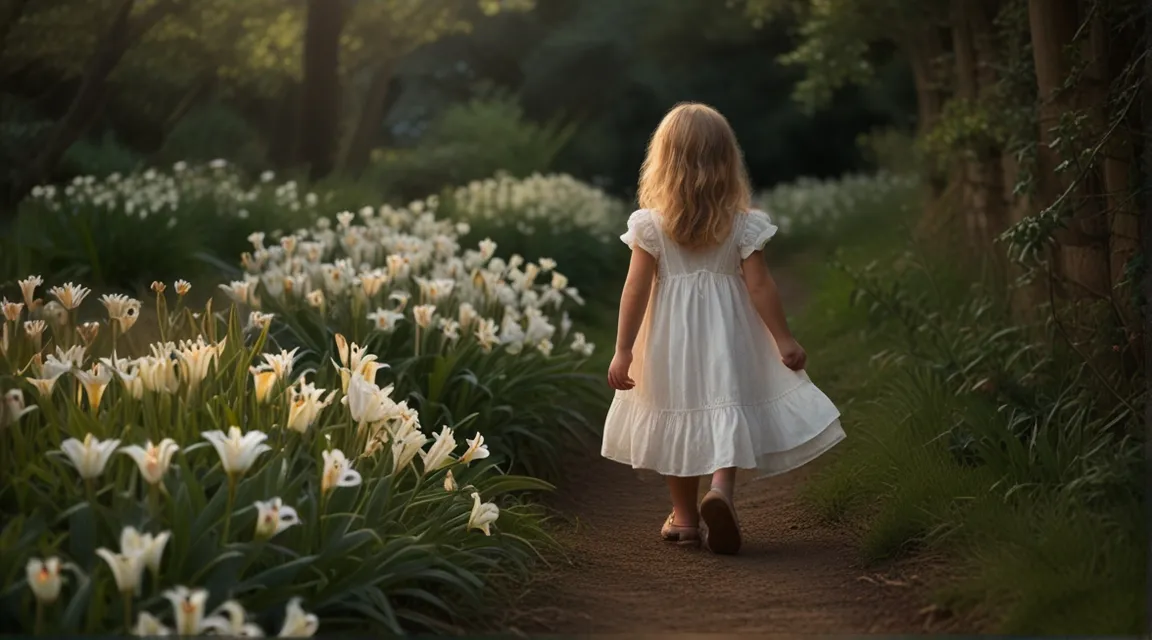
[157,104,268,172]
[791,182,1145,633]
[1,163,324,290]
[856,127,920,175]
[0,285,553,635]
[235,195,606,481]
[438,172,628,297]
[752,171,920,256]
[368,95,577,201]
[60,132,145,178]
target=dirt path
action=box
[496,257,947,636]
[500,457,945,636]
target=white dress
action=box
[601,208,846,478]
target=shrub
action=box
[61,131,145,178]
[438,172,630,299]
[157,103,269,173]
[793,186,1145,633]
[367,94,577,201]
[752,171,920,254]
[0,278,551,636]
[2,162,327,289]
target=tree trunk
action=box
[907,27,947,138]
[1086,6,1140,328]
[904,24,949,231]
[4,0,180,209]
[298,0,347,182]
[339,62,395,177]
[0,0,30,61]
[1141,2,1151,378]
[1028,0,1111,301]
[951,0,984,249]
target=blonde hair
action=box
[638,102,752,249]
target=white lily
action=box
[443,470,458,492]
[23,319,47,349]
[59,433,121,479]
[261,347,299,382]
[367,308,405,331]
[467,492,500,536]
[202,599,265,637]
[250,366,279,404]
[278,597,319,637]
[286,380,336,434]
[420,426,456,474]
[176,337,222,394]
[100,293,142,332]
[96,547,145,595]
[1,297,23,322]
[25,371,65,397]
[49,282,90,310]
[459,432,491,465]
[18,274,42,307]
[120,527,171,575]
[320,449,362,494]
[74,362,112,412]
[391,428,428,474]
[345,373,395,425]
[202,427,271,477]
[163,586,210,636]
[2,389,36,426]
[132,611,171,636]
[25,557,63,604]
[254,497,301,538]
[412,304,437,328]
[120,439,180,485]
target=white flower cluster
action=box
[752,171,918,236]
[26,161,325,222]
[448,172,628,242]
[239,198,596,359]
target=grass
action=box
[789,191,1146,634]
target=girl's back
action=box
[601,102,844,555]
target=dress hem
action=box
[601,417,845,478]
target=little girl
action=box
[603,103,845,555]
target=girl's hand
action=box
[778,338,807,371]
[608,350,635,390]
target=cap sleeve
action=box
[620,209,661,257]
[738,210,779,259]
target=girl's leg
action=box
[710,467,737,500]
[665,475,701,526]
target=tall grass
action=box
[790,177,1145,634]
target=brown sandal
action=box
[660,513,701,547]
[700,489,742,555]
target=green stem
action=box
[398,472,426,522]
[121,590,133,632]
[34,600,44,635]
[148,483,160,523]
[221,475,236,545]
[85,477,96,508]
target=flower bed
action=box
[0,182,612,634]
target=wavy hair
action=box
[638,103,752,249]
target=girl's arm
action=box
[741,250,807,370]
[608,247,657,390]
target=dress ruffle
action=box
[601,379,846,478]
[620,209,662,257]
[739,209,779,259]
